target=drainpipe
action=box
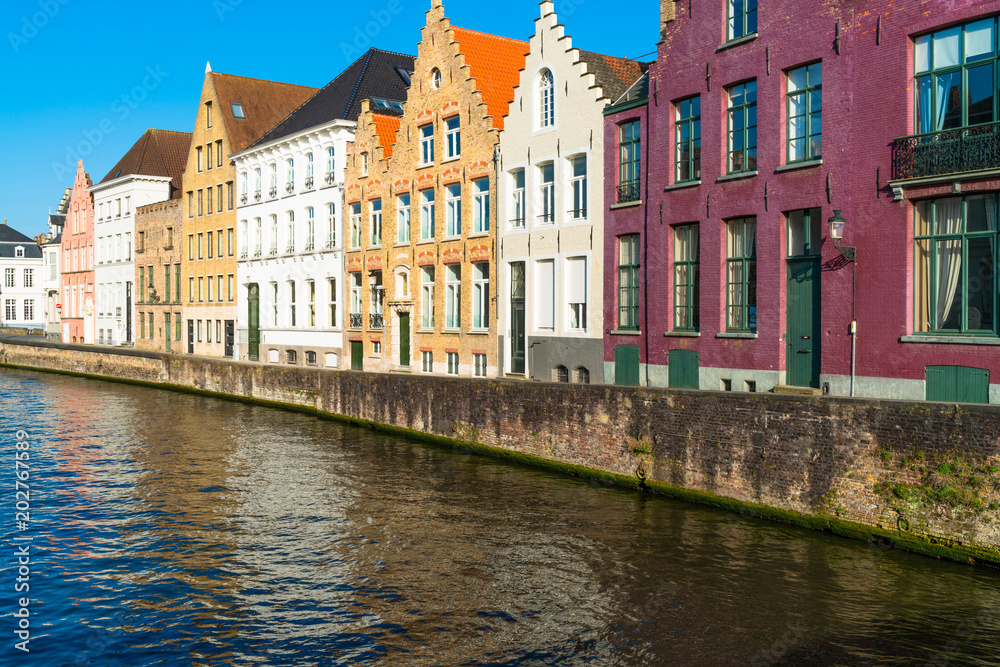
[643,99,651,388]
[850,258,857,397]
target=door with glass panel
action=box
[786,209,822,388]
[510,262,526,374]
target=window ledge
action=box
[416,240,436,246]
[717,332,758,339]
[776,159,823,173]
[468,232,490,239]
[664,180,701,192]
[417,328,435,333]
[610,329,641,336]
[441,156,461,164]
[717,170,758,183]
[467,329,490,335]
[416,163,435,170]
[717,32,759,51]
[665,331,701,337]
[610,200,642,210]
[900,335,1000,345]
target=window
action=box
[326,203,337,248]
[421,189,436,240]
[787,63,822,162]
[175,264,181,302]
[189,277,194,302]
[198,277,204,302]
[206,144,213,171]
[370,272,383,325]
[422,351,433,372]
[139,313,145,339]
[308,280,316,327]
[470,262,489,330]
[563,156,587,220]
[198,233,204,259]
[227,227,233,256]
[23,300,33,321]
[447,352,459,375]
[553,365,569,383]
[231,102,245,118]
[218,184,224,212]
[445,117,461,158]
[361,152,369,177]
[228,274,233,301]
[197,189,204,216]
[566,257,587,330]
[188,234,194,260]
[618,235,640,330]
[270,215,278,254]
[472,178,489,233]
[138,267,145,302]
[728,0,757,41]
[397,194,411,244]
[539,69,554,127]
[535,259,555,330]
[420,124,434,165]
[208,231,214,258]
[575,367,590,384]
[254,168,262,199]
[787,208,822,257]
[166,227,173,248]
[306,208,315,250]
[197,146,203,173]
[289,281,296,327]
[306,153,314,185]
[370,199,382,246]
[286,159,295,192]
[727,81,758,173]
[916,194,998,334]
[326,147,335,181]
[421,267,435,329]
[328,277,337,327]
[674,224,700,331]
[350,272,362,326]
[510,170,526,227]
[374,340,383,355]
[164,265,171,303]
[431,68,442,89]
[207,275,213,302]
[474,353,487,377]
[286,212,295,253]
[272,283,279,326]
[4,268,14,287]
[446,184,462,237]
[254,218,262,256]
[350,203,362,249]
[205,101,212,128]
[269,164,278,196]
[538,163,555,223]
[287,350,297,364]
[445,265,461,329]
[4,300,14,321]
[175,313,181,341]
[217,142,223,169]
[675,96,701,182]
[726,217,757,332]
[618,121,641,203]
[916,18,998,133]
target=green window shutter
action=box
[614,345,640,386]
[926,365,990,404]
[668,349,700,389]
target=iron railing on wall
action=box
[893,121,1000,180]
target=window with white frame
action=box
[473,178,489,233]
[326,203,337,248]
[5,269,14,288]
[350,203,362,249]
[328,277,338,327]
[23,269,33,288]
[306,207,315,250]
[5,300,15,321]
[254,168,262,199]
[421,266,435,329]
[270,215,278,254]
[307,280,316,326]
[446,184,461,237]
[350,272,362,323]
[568,156,587,220]
[269,164,278,196]
[361,152,369,177]
[272,282,279,326]
[306,153,314,185]
[254,218,262,256]
[288,280,296,327]
[566,257,587,330]
[420,124,434,165]
[447,352,459,375]
[510,170,525,227]
[474,353,487,377]
[286,211,296,253]
[445,265,461,329]
[370,199,382,246]
[421,189,436,240]
[538,163,555,224]
[445,117,461,158]
[539,69,555,128]
[286,159,295,191]
[472,262,489,329]
[397,194,411,244]
[535,259,555,330]
[422,350,433,372]
[326,147,335,182]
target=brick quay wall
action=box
[2,336,999,567]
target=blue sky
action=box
[0,0,659,239]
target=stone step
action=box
[772,384,822,396]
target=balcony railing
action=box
[304,238,315,251]
[254,190,262,202]
[240,193,248,205]
[616,181,640,204]
[305,176,314,189]
[325,236,336,249]
[349,312,363,328]
[286,182,295,194]
[253,246,262,258]
[892,121,1000,181]
[369,313,383,329]
[325,172,335,185]
[286,243,295,254]
[240,250,249,260]
[268,245,278,256]
[268,186,277,198]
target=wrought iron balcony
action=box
[268,245,278,256]
[240,193,248,205]
[286,182,295,194]
[268,186,277,198]
[253,246,262,258]
[254,190,262,202]
[349,312,363,328]
[892,121,1000,181]
[304,238,315,251]
[369,313,384,329]
[240,250,248,260]
[285,243,295,254]
[325,236,336,249]
[616,181,640,204]
[325,172,335,185]
[305,176,314,189]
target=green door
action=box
[926,365,989,404]
[787,258,822,388]
[164,313,171,353]
[614,344,640,386]
[510,262,526,374]
[399,312,410,367]
[668,349,699,389]
[248,283,260,362]
[351,340,364,371]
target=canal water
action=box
[2,369,1000,666]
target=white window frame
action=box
[445,116,461,158]
[397,194,411,244]
[420,189,435,241]
[472,262,489,330]
[420,124,434,165]
[446,184,462,237]
[445,264,461,330]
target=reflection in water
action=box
[2,368,1000,666]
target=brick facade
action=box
[60,161,95,345]
[134,198,184,353]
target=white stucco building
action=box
[233,48,413,367]
[497,2,646,383]
[91,129,190,346]
[41,206,66,339]
[0,223,44,331]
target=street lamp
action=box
[828,209,858,397]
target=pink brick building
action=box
[61,161,95,344]
[604,0,1000,403]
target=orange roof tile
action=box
[211,73,319,153]
[451,27,528,130]
[372,114,401,158]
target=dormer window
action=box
[15,246,24,258]
[539,69,555,128]
[231,103,245,119]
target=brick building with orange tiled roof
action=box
[342,0,527,375]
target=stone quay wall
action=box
[2,336,999,566]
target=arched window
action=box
[574,366,590,384]
[553,365,569,382]
[539,69,555,128]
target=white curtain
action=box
[935,198,963,329]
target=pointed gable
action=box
[576,51,649,103]
[451,27,528,130]
[99,129,192,196]
[210,73,319,153]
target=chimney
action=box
[661,0,677,39]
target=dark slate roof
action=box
[249,48,415,149]
[576,51,649,103]
[0,225,42,258]
[99,129,193,197]
[45,233,62,246]
[48,213,65,228]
